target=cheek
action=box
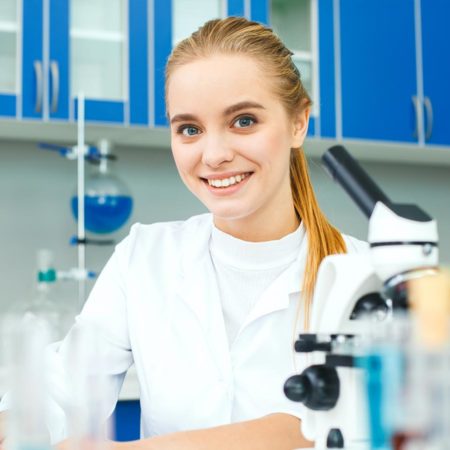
[171,144,204,193]
[243,128,291,169]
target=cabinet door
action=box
[339,0,418,142]
[49,0,69,120]
[152,0,172,126]
[114,400,141,441]
[318,0,335,138]
[0,0,19,117]
[129,0,149,125]
[421,0,450,146]
[22,0,44,119]
[271,0,317,137]
[71,0,129,123]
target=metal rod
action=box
[77,93,86,309]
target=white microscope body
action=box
[284,146,439,449]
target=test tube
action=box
[4,314,53,450]
[60,323,113,450]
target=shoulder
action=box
[114,213,213,264]
[342,234,369,254]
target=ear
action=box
[291,106,311,148]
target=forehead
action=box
[166,54,281,116]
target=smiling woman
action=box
[0,16,367,450]
[167,54,301,239]
[165,17,348,322]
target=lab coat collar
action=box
[178,214,308,332]
[240,240,307,331]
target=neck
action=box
[213,204,300,242]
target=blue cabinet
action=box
[318,0,337,139]
[114,400,141,441]
[67,0,149,125]
[421,0,450,146]
[21,0,44,120]
[48,0,70,121]
[1,0,269,128]
[1,0,148,125]
[337,0,450,147]
[339,0,417,143]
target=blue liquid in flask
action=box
[71,195,133,234]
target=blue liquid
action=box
[359,348,404,450]
[71,195,133,234]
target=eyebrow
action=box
[169,101,266,125]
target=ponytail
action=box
[290,147,347,329]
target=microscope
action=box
[284,146,439,449]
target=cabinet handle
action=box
[424,96,433,141]
[34,60,43,113]
[50,61,60,113]
[411,95,420,139]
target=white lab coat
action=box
[1,213,368,442]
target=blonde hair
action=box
[165,17,346,329]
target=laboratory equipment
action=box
[2,318,114,449]
[284,145,440,449]
[1,261,113,448]
[59,323,114,448]
[71,139,133,235]
[38,95,133,307]
[4,316,53,450]
[38,139,133,235]
[1,250,76,450]
[5,249,76,342]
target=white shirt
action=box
[0,213,368,443]
[210,223,304,345]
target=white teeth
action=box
[207,173,249,188]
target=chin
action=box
[209,205,257,222]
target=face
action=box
[167,54,309,233]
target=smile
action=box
[206,173,251,188]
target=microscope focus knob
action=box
[284,365,340,411]
[284,374,309,402]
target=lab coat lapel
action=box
[240,239,307,331]
[176,216,231,374]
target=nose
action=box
[201,134,234,168]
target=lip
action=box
[201,172,252,196]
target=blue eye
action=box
[179,125,200,136]
[234,116,255,128]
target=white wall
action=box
[0,139,449,312]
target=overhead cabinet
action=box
[1,0,448,152]
[0,0,148,125]
[338,0,450,147]
[0,0,270,127]
[420,0,450,146]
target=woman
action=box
[0,16,366,449]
